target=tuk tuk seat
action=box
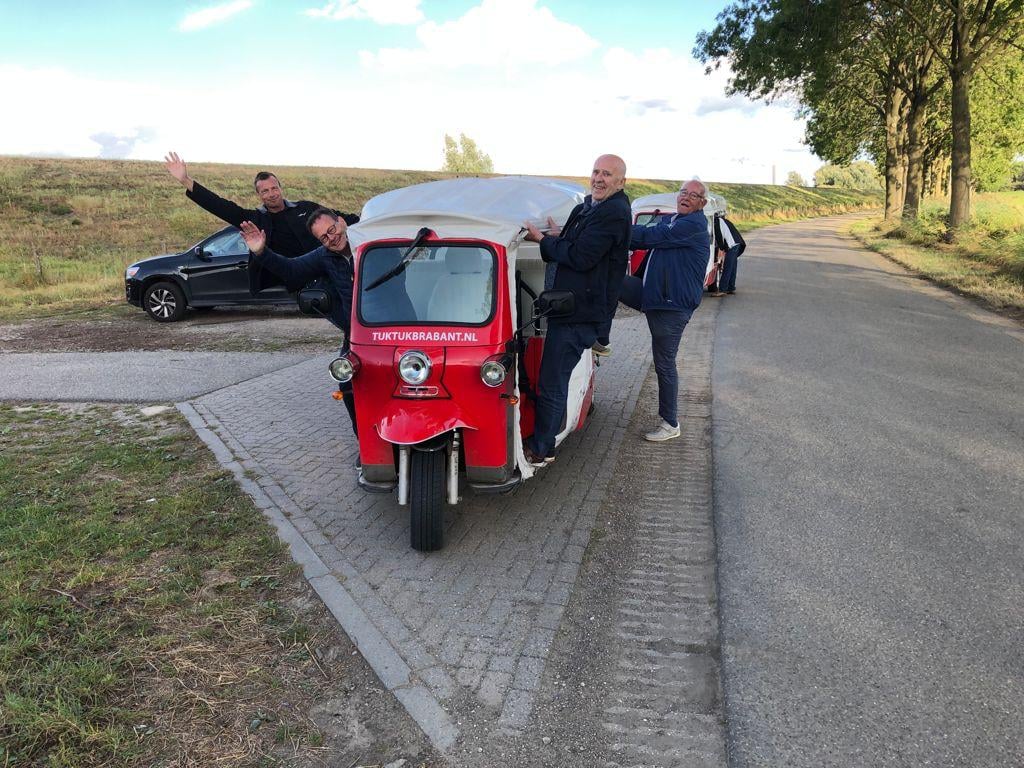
[426,247,493,323]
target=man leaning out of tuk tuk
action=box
[238,211,415,439]
[521,154,632,467]
[619,179,710,442]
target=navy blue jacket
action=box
[251,245,355,334]
[630,210,709,318]
[540,190,631,324]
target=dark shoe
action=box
[523,446,554,468]
[709,291,726,297]
[354,455,362,470]
[726,290,736,294]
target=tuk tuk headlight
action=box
[480,354,513,387]
[329,353,360,383]
[398,351,431,385]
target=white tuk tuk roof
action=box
[632,191,727,218]
[349,176,588,249]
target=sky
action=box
[0,0,822,184]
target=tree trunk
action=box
[884,90,907,221]
[948,16,972,232]
[904,94,927,218]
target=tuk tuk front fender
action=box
[377,401,476,446]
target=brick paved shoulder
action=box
[184,311,655,755]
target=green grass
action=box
[0,156,881,320]
[0,404,331,767]
[849,191,1024,321]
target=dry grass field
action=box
[0,156,882,319]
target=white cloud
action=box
[179,0,253,32]
[305,0,423,25]
[359,0,598,73]
[0,43,822,189]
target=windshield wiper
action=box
[364,227,433,291]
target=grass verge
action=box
[849,192,1024,324]
[0,403,334,767]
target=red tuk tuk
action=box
[320,177,598,552]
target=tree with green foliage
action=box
[442,133,494,174]
[881,0,1024,229]
[814,162,884,190]
[966,50,1024,191]
[786,171,807,187]
[696,0,1024,233]
[695,0,926,219]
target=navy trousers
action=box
[720,244,741,292]
[646,310,688,427]
[528,320,598,457]
[618,275,689,428]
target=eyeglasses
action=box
[318,223,341,245]
[679,190,705,200]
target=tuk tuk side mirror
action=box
[298,288,332,316]
[535,289,575,319]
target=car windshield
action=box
[635,212,675,227]
[358,244,496,326]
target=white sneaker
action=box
[644,420,680,442]
[592,342,611,357]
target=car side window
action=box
[202,229,247,258]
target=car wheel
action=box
[143,281,187,322]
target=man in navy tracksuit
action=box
[522,154,632,466]
[620,179,710,442]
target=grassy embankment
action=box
[0,156,881,320]
[850,192,1024,322]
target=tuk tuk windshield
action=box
[358,244,496,326]
[635,211,674,227]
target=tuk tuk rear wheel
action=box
[410,449,445,551]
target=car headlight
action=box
[125,266,140,278]
[328,353,360,383]
[398,351,431,385]
[480,354,512,387]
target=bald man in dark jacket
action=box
[521,154,631,466]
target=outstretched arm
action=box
[630,216,707,250]
[241,220,325,287]
[164,151,195,193]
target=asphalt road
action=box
[0,351,314,402]
[712,216,1024,767]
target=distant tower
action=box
[772,164,777,185]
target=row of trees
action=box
[695,0,1024,234]
[787,161,884,189]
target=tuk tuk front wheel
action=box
[410,449,445,551]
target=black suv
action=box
[125,226,293,322]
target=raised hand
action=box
[239,221,266,255]
[164,151,193,190]
[545,215,562,237]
